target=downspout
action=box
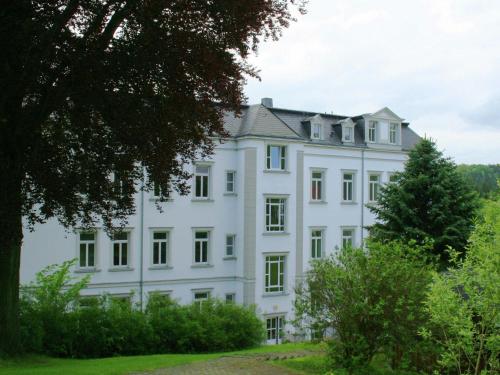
[139,167,145,310]
[360,148,365,248]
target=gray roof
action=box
[224,104,421,151]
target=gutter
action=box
[139,167,145,310]
[361,148,365,247]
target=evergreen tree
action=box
[368,139,479,267]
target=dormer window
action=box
[343,125,354,142]
[311,123,322,140]
[368,121,377,142]
[389,123,398,144]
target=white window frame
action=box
[265,196,287,232]
[225,293,236,304]
[78,231,97,270]
[310,228,324,259]
[151,229,171,267]
[342,124,354,142]
[341,227,356,249]
[368,121,377,143]
[368,173,381,202]
[225,170,236,194]
[342,171,355,202]
[193,164,211,199]
[264,254,286,294]
[389,122,398,144]
[266,144,287,171]
[111,231,130,268]
[266,315,285,344]
[225,234,236,257]
[310,169,325,202]
[193,229,211,265]
[311,123,322,140]
[193,289,212,307]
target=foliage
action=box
[146,294,265,353]
[19,262,264,358]
[368,138,480,268]
[294,241,434,373]
[421,203,500,375]
[0,0,306,354]
[457,164,500,198]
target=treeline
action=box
[457,164,500,198]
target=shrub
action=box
[20,263,264,358]
[146,294,264,353]
[295,241,434,373]
[421,212,500,375]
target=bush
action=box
[20,262,264,358]
[294,241,435,373]
[421,209,500,375]
[146,294,264,353]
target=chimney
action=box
[261,97,273,108]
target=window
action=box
[266,316,284,343]
[113,172,129,197]
[194,231,209,263]
[194,165,210,199]
[368,121,377,142]
[311,123,322,140]
[79,232,96,269]
[225,171,236,193]
[342,172,354,202]
[389,123,397,144]
[152,231,169,266]
[225,234,235,257]
[153,181,162,198]
[311,171,324,201]
[265,255,285,293]
[369,174,381,202]
[342,229,355,249]
[343,125,354,142]
[225,293,235,304]
[193,291,210,307]
[265,197,286,232]
[311,230,323,259]
[266,145,286,170]
[112,232,129,267]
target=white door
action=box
[266,316,284,344]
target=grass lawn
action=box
[274,352,421,375]
[0,342,318,375]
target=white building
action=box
[21,98,421,344]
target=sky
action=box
[244,0,500,164]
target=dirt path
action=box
[134,351,314,375]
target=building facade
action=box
[21,99,421,344]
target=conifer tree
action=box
[369,139,479,267]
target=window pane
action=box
[154,232,167,240]
[160,243,167,264]
[113,244,120,266]
[80,244,86,267]
[195,176,201,196]
[113,232,127,241]
[88,244,95,267]
[195,242,201,262]
[196,231,208,239]
[153,242,159,264]
[202,176,208,197]
[121,243,127,265]
[196,166,209,174]
[270,146,281,169]
[80,232,95,241]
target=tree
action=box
[294,241,433,373]
[368,138,479,268]
[421,204,500,375]
[457,164,500,198]
[0,0,305,354]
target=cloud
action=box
[244,0,500,163]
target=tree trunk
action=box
[0,156,23,356]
